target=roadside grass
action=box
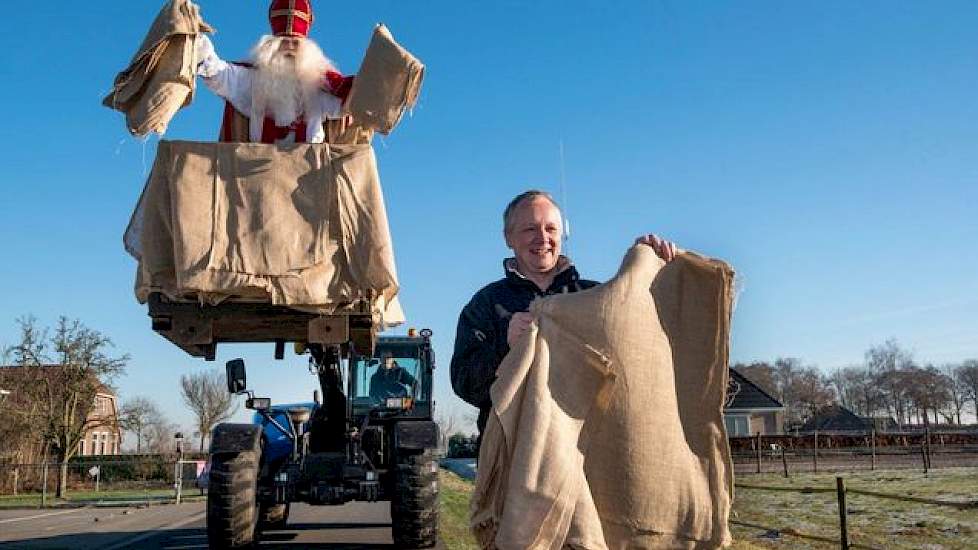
[437,469,764,550]
[439,467,978,550]
[0,488,204,508]
[439,470,480,550]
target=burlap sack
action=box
[344,24,424,135]
[103,0,212,136]
[472,245,735,549]
[124,140,404,324]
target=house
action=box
[724,369,786,436]
[799,404,893,433]
[77,391,123,456]
[0,365,122,460]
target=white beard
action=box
[250,35,336,125]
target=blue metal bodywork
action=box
[252,402,318,463]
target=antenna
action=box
[558,139,571,252]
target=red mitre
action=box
[269,0,313,37]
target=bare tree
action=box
[435,410,458,454]
[865,339,914,426]
[958,359,978,418]
[119,397,165,453]
[942,364,969,425]
[145,419,179,454]
[732,361,777,398]
[180,370,238,452]
[5,316,128,497]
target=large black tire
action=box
[391,449,439,548]
[207,450,260,548]
[259,502,290,530]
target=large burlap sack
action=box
[124,140,404,324]
[103,0,213,136]
[472,245,735,549]
[344,24,424,135]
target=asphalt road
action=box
[0,501,445,549]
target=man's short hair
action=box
[503,190,561,236]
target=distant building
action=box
[78,391,122,456]
[800,404,896,433]
[724,369,786,436]
[0,365,122,460]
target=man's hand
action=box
[507,312,534,347]
[635,234,679,262]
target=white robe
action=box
[197,47,343,143]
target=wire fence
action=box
[0,456,209,506]
[729,430,978,476]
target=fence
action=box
[730,429,978,476]
[731,472,978,549]
[0,455,209,506]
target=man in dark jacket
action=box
[450,190,678,439]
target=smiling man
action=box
[450,190,678,441]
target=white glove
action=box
[194,34,216,75]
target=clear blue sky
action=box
[1,1,976,440]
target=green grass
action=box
[0,488,205,508]
[730,467,978,549]
[438,467,978,550]
[439,470,480,550]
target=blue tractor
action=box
[206,330,439,548]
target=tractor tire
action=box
[391,449,439,548]
[206,450,260,548]
[259,502,290,530]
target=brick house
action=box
[77,391,123,456]
[0,365,122,461]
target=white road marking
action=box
[0,508,88,525]
[102,511,205,550]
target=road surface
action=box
[0,500,445,549]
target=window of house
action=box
[79,440,86,456]
[724,415,750,437]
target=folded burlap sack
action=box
[103,0,213,136]
[344,24,424,135]
[472,245,735,549]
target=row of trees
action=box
[121,370,237,454]
[734,339,978,428]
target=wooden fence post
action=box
[837,477,850,550]
[924,426,932,470]
[781,446,789,478]
[755,432,762,474]
[870,429,876,471]
[813,430,819,474]
[921,442,929,474]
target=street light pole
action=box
[174,432,185,505]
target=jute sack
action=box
[125,140,404,323]
[103,0,213,136]
[344,24,424,135]
[472,245,735,549]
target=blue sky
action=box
[1,1,976,439]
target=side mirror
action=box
[226,359,247,394]
[246,397,271,411]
